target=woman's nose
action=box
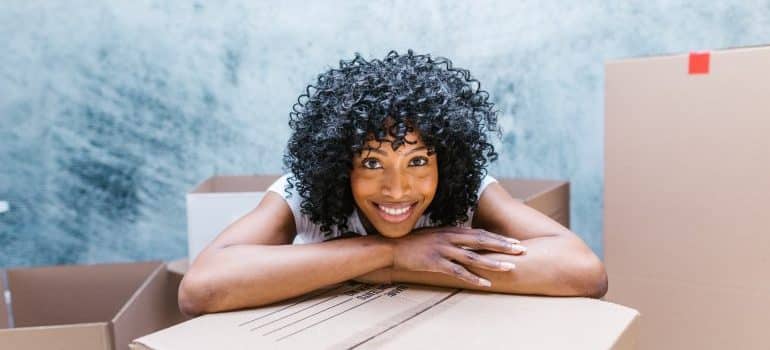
[382,170,411,199]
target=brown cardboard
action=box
[605,45,770,349]
[132,283,638,350]
[0,261,187,350]
[498,178,570,227]
[186,175,571,264]
[186,175,280,263]
[360,290,639,349]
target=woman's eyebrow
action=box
[362,146,428,155]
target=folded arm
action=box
[358,182,608,298]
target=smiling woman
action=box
[178,50,606,316]
[351,128,439,238]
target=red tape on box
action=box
[688,52,710,75]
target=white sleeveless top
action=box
[267,173,498,244]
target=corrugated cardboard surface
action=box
[134,283,638,350]
[359,291,639,349]
[605,46,770,349]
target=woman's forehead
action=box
[363,131,424,150]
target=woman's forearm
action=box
[383,235,607,298]
[179,235,393,315]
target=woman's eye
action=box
[410,157,428,167]
[362,158,382,169]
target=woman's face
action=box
[350,131,439,238]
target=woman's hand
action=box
[385,227,527,287]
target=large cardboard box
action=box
[605,46,770,349]
[186,174,570,263]
[0,261,188,350]
[132,282,639,350]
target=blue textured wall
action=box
[1,1,769,267]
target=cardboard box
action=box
[132,282,639,350]
[0,261,188,350]
[186,175,280,263]
[605,45,770,349]
[186,175,570,263]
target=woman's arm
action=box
[179,192,393,316]
[179,191,525,315]
[360,182,608,298]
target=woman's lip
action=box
[371,201,417,223]
[374,201,416,208]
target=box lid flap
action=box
[360,292,640,349]
[112,264,188,350]
[132,283,454,349]
[7,261,161,327]
[0,322,111,350]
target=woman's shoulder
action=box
[266,173,297,199]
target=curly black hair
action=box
[283,49,501,237]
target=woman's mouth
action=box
[372,202,418,223]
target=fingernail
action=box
[500,262,516,271]
[510,244,527,252]
[479,279,492,287]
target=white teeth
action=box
[378,204,411,216]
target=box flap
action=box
[132,283,455,349]
[190,175,280,194]
[0,270,8,329]
[359,292,639,349]
[7,261,161,327]
[0,322,110,350]
[111,264,189,350]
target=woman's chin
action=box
[376,228,411,239]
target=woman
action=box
[179,50,607,316]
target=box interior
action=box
[4,261,161,328]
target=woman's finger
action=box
[436,260,492,287]
[447,230,527,254]
[441,246,515,272]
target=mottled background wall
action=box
[1,1,769,267]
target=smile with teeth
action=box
[374,202,417,222]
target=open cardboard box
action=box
[134,176,639,349]
[605,45,770,348]
[186,174,571,263]
[0,261,188,350]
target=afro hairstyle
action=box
[282,49,501,237]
